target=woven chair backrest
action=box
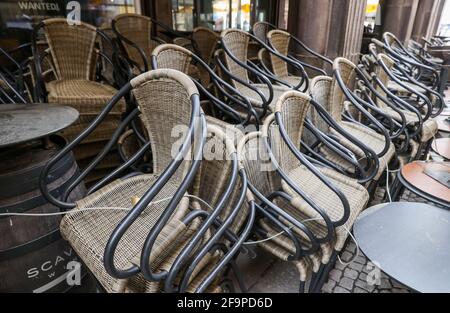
[269,91,311,175]
[330,57,357,122]
[43,18,97,80]
[192,27,219,64]
[130,69,199,182]
[267,29,290,79]
[114,13,155,69]
[152,44,193,74]
[252,22,271,43]
[373,53,395,109]
[221,29,250,89]
[308,75,333,135]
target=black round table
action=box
[354,202,450,293]
[0,103,79,148]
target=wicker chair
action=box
[265,29,332,88]
[32,18,126,183]
[237,130,326,293]
[261,90,369,292]
[112,13,166,74]
[191,27,220,85]
[220,28,296,118]
[308,58,396,188]
[252,21,277,44]
[367,49,439,153]
[152,43,259,125]
[40,69,254,293]
[380,33,443,96]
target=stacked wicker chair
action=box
[191,27,220,85]
[305,58,395,199]
[237,91,370,292]
[219,29,301,119]
[112,13,166,74]
[32,18,126,185]
[364,46,439,162]
[152,43,258,126]
[264,29,332,89]
[40,69,255,293]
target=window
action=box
[171,0,271,31]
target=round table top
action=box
[354,202,450,293]
[400,161,450,204]
[0,103,79,148]
[437,115,450,132]
[432,138,450,159]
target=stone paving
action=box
[237,184,443,293]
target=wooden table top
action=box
[354,202,450,293]
[432,138,450,160]
[401,161,450,203]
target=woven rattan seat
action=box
[46,80,125,114]
[60,174,195,292]
[283,165,368,250]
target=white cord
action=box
[0,195,210,218]
[337,225,360,265]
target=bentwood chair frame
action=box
[0,46,31,103]
[371,39,445,118]
[368,43,441,159]
[39,69,254,292]
[381,34,444,96]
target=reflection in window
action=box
[172,0,194,31]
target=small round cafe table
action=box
[0,103,79,148]
[354,202,450,293]
[398,161,450,208]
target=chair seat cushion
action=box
[282,166,369,250]
[47,79,125,115]
[60,174,197,293]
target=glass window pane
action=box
[172,0,194,31]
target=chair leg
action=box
[299,280,306,293]
[229,260,248,293]
[312,251,338,293]
[308,266,323,293]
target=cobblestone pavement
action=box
[238,184,443,293]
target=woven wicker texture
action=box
[131,70,198,180]
[310,75,395,179]
[192,27,219,64]
[267,30,290,79]
[43,19,97,80]
[330,58,357,121]
[46,80,125,114]
[114,13,159,69]
[152,44,192,74]
[60,174,196,292]
[252,22,270,43]
[238,83,289,110]
[221,29,250,90]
